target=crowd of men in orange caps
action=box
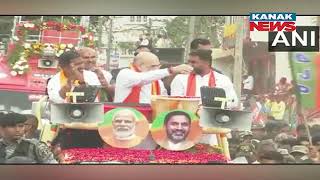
[1,37,320,164]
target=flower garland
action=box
[7,21,95,76]
[61,146,227,164]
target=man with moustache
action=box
[170,49,239,147]
[160,111,194,151]
[78,47,114,101]
[47,50,101,103]
[170,49,238,108]
[190,38,223,74]
[47,51,103,149]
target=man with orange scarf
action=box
[114,52,193,104]
[47,50,101,103]
[171,49,238,108]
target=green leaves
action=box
[165,16,225,48]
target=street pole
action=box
[148,18,152,35]
[98,16,103,48]
[106,17,113,71]
[233,16,244,99]
[185,16,196,63]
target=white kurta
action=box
[113,68,169,104]
[170,71,239,146]
[100,69,113,84]
[170,71,239,108]
[47,70,101,103]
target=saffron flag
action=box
[290,52,320,109]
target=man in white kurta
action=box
[48,71,101,103]
[171,49,239,146]
[114,52,193,104]
[47,51,101,103]
[171,68,239,108]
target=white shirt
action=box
[47,70,101,103]
[114,68,169,104]
[167,140,186,151]
[170,71,239,108]
[243,75,254,90]
[101,69,112,84]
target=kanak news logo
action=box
[250,12,319,52]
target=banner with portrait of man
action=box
[151,110,202,151]
[98,108,149,148]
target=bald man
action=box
[78,47,114,101]
[114,52,193,104]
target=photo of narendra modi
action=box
[151,110,202,151]
[98,108,149,148]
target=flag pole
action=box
[288,52,313,145]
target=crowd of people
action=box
[229,120,320,163]
[234,71,320,163]
[1,36,320,164]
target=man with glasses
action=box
[114,52,193,104]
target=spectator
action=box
[251,123,266,141]
[263,119,283,140]
[275,77,290,95]
[296,124,310,139]
[254,139,283,163]
[296,136,310,146]
[308,146,320,163]
[270,95,286,121]
[312,134,320,150]
[0,112,57,163]
[235,131,256,163]
[279,122,291,135]
[290,145,313,163]
[242,73,254,100]
[23,114,40,139]
[278,148,296,163]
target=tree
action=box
[165,16,225,48]
[165,16,189,48]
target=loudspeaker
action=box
[38,58,58,68]
[50,103,104,124]
[200,106,253,131]
[154,48,185,63]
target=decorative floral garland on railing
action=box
[7,21,95,76]
[61,144,227,164]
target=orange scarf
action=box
[59,70,80,102]
[186,70,216,96]
[60,70,80,87]
[123,64,161,103]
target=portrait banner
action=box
[98,108,149,148]
[151,109,202,151]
